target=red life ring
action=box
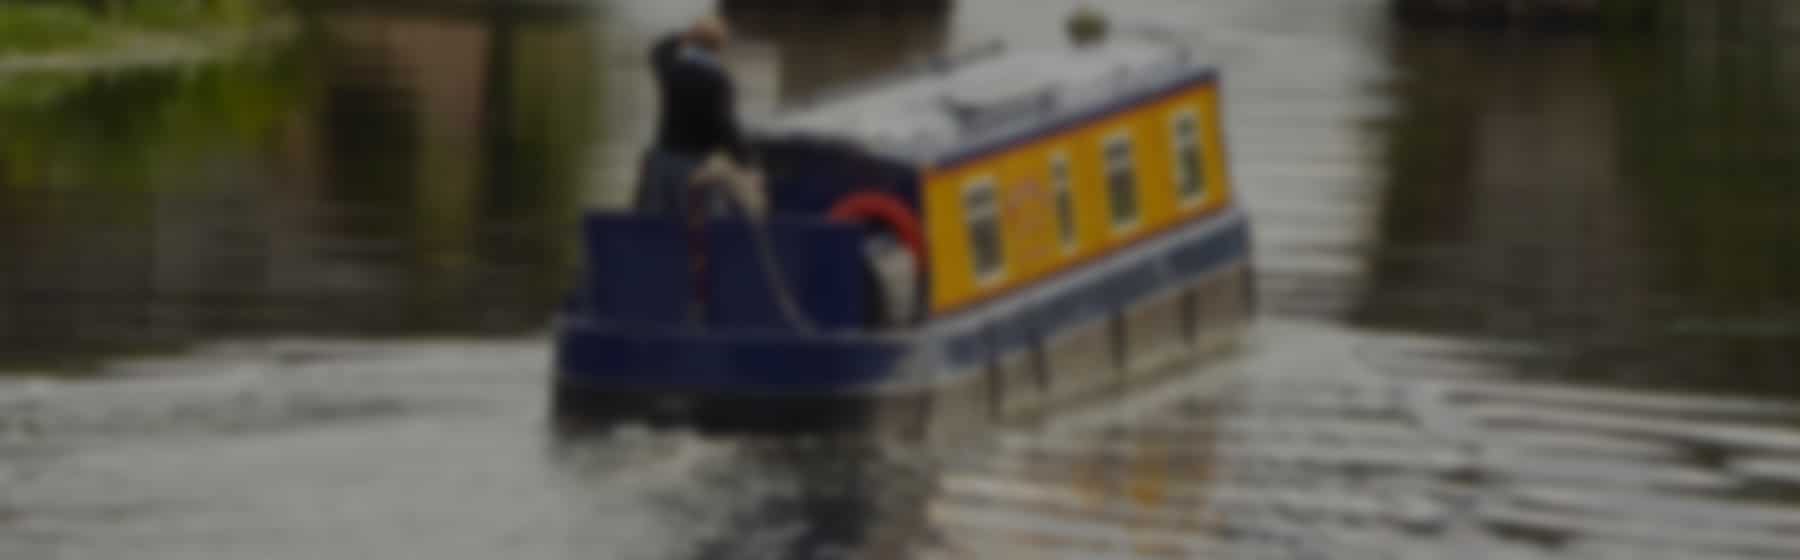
[827,192,927,265]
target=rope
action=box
[687,178,819,335]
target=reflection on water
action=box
[1360,29,1800,395]
[0,8,599,370]
[927,323,1800,558]
[4,1,1800,559]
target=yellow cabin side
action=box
[921,82,1234,314]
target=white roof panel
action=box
[750,37,1213,166]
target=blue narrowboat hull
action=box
[552,208,1255,436]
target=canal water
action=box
[4,0,1800,558]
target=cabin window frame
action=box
[1049,151,1079,254]
[1169,109,1209,208]
[962,176,1006,285]
[1102,131,1142,233]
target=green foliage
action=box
[0,44,313,190]
[0,4,104,54]
[0,0,278,55]
[0,71,89,109]
[120,0,270,31]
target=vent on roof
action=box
[942,84,1061,133]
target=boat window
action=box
[1104,135,1140,229]
[963,179,1004,281]
[1051,154,1077,251]
[1172,111,1208,204]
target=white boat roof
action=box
[750,36,1214,168]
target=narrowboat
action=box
[553,35,1254,436]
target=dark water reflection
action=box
[0,9,598,370]
[1357,30,1800,395]
[5,1,1800,559]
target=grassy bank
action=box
[0,0,281,58]
[0,5,101,54]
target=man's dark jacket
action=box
[651,34,751,163]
